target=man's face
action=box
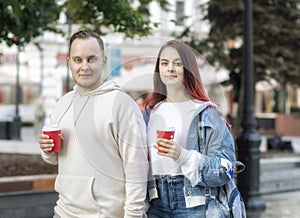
[68,37,107,94]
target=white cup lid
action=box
[157,127,175,131]
[42,124,61,132]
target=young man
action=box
[39,30,148,217]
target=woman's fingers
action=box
[156,138,181,160]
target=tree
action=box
[63,0,169,38]
[182,0,300,85]
[0,0,61,47]
[0,0,169,47]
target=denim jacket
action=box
[145,102,237,209]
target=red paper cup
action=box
[42,125,62,152]
[156,127,175,153]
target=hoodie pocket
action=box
[55,175,100,215]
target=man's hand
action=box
[39,133,54,153]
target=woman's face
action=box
[159,46,184,87]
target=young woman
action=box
[144,40,238,217]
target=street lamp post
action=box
[236,0,265,217]
[38,44,44,95]
[12,45,22,140]
[65,13,72,93]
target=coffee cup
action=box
[156,127,175,153]
[42,124,62,152]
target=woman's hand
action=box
[155,138,182,160]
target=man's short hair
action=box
[69,30,104,54]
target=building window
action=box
[176,1,185,26]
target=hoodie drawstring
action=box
[74,95,90,127]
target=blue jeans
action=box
[147,175,205,218]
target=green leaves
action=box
[63,0,161,38]
[194,0,300,85]
[0,0,168,47]
[0,0,61,47]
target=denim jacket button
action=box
[190,133,195,138]
[188,191,192,195]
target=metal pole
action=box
[236,0,265,217]
[12,46,22,140]
[39,47,44,95]
[66,15,72,93]
[35,43,44,95]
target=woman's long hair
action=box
[144,40,210,109]
[144,40,231,129]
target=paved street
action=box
[262,190,300,218]
[0,126,300,217]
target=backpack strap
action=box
[228,186,239,209]
[197,110,208,154]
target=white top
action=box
[147,100,201,175]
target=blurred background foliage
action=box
[179,0,300,87]
[1,0,299,87]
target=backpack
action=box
[218,176,247,218]
[198,109,247,218]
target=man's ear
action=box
[67,57,70,68]
[103,55,107,66]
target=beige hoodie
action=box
[41,81,148,218]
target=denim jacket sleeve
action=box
[176,106,237,188]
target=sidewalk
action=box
[261,190,300,218]
[1,126,300,218]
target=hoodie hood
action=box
[57,80,122,126]
[73,80,122,97]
